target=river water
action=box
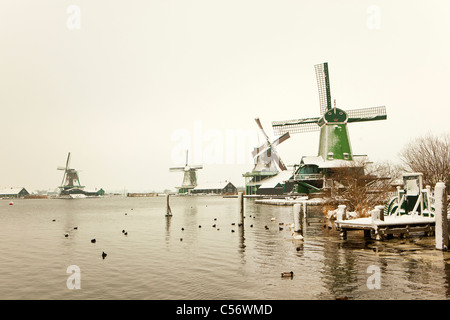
[1,196,450,300]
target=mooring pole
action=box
[293,204,302,234]
[166,194,172,216]
[434,182,448,251]
[368,206,385,239]
[337,205,347,240]
[371,206,385,222]
[377,205,385,221]
[238,192,244,225]
[302,201,307,228]
[337,205,347,221]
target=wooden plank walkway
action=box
[335,215,437,240]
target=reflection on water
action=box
[0,196,449,300]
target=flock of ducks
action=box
[54,210,132,260]
[55,206,305,263]
[47,202,355,299]
[177,213,305,243]
[55,206,346,299]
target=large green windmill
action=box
[272,62,387,192]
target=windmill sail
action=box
[254,118,270,141]
[252,132,290,157]
[60,152,71,186]
[315,62,332,115]
[346,106,387,123]
[252,118,290,171]
[272,132,291,147]
[272,117,320,135]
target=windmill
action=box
[242,118,291,195]
[271,62,387,193]
[169,150,203,194]
[252,118,290,172]
[57,152,85,195]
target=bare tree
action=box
[399,133,450,190]
[326,159,401,217]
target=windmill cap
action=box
[322,108,348,124]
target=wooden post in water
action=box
[238,192,244,225]
[369,206,384,239]
[434,182,448,251]
[166,194,172,216]
[302,201,307,228]
[299,204,304,234]
[376,205,385,221]
[337,205,347,221]
[238,193,245,247]
[337,205,347,239]
[293,204,302,234]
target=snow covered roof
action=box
[300,156,323,166]
[194,181,235,190]
[319,155,369,168]
[83,188,104,192]
[318,159,353,168]
[300,155,369,168]
[0,187,27,195]
[258,170,293,189]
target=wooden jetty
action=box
[336,173,450,244]
[335,213,436,240]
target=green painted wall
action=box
[318,108,353,160]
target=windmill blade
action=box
[252,141,270,157]
[60,171,66,187]
[270,151,287,171]
[272,117,320,135]
[252,132,290,158]
[65,152,71,170]
[254,118,270,142]
[75,170,82,187]
[315,62,332,115]
[60,152,71,187]
[346,106,387,123]
[189,165,203,170]
[169,167,186,172]
[271,132,290,147]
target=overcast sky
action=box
[0,0,449,192]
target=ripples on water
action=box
[0,196,450,300]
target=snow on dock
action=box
[254,197,325,206]
[335,209,438,240]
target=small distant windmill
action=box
[272,62,387,161]
[169,150,203,194]
[242,118,290,195]
[57,152,85,195]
